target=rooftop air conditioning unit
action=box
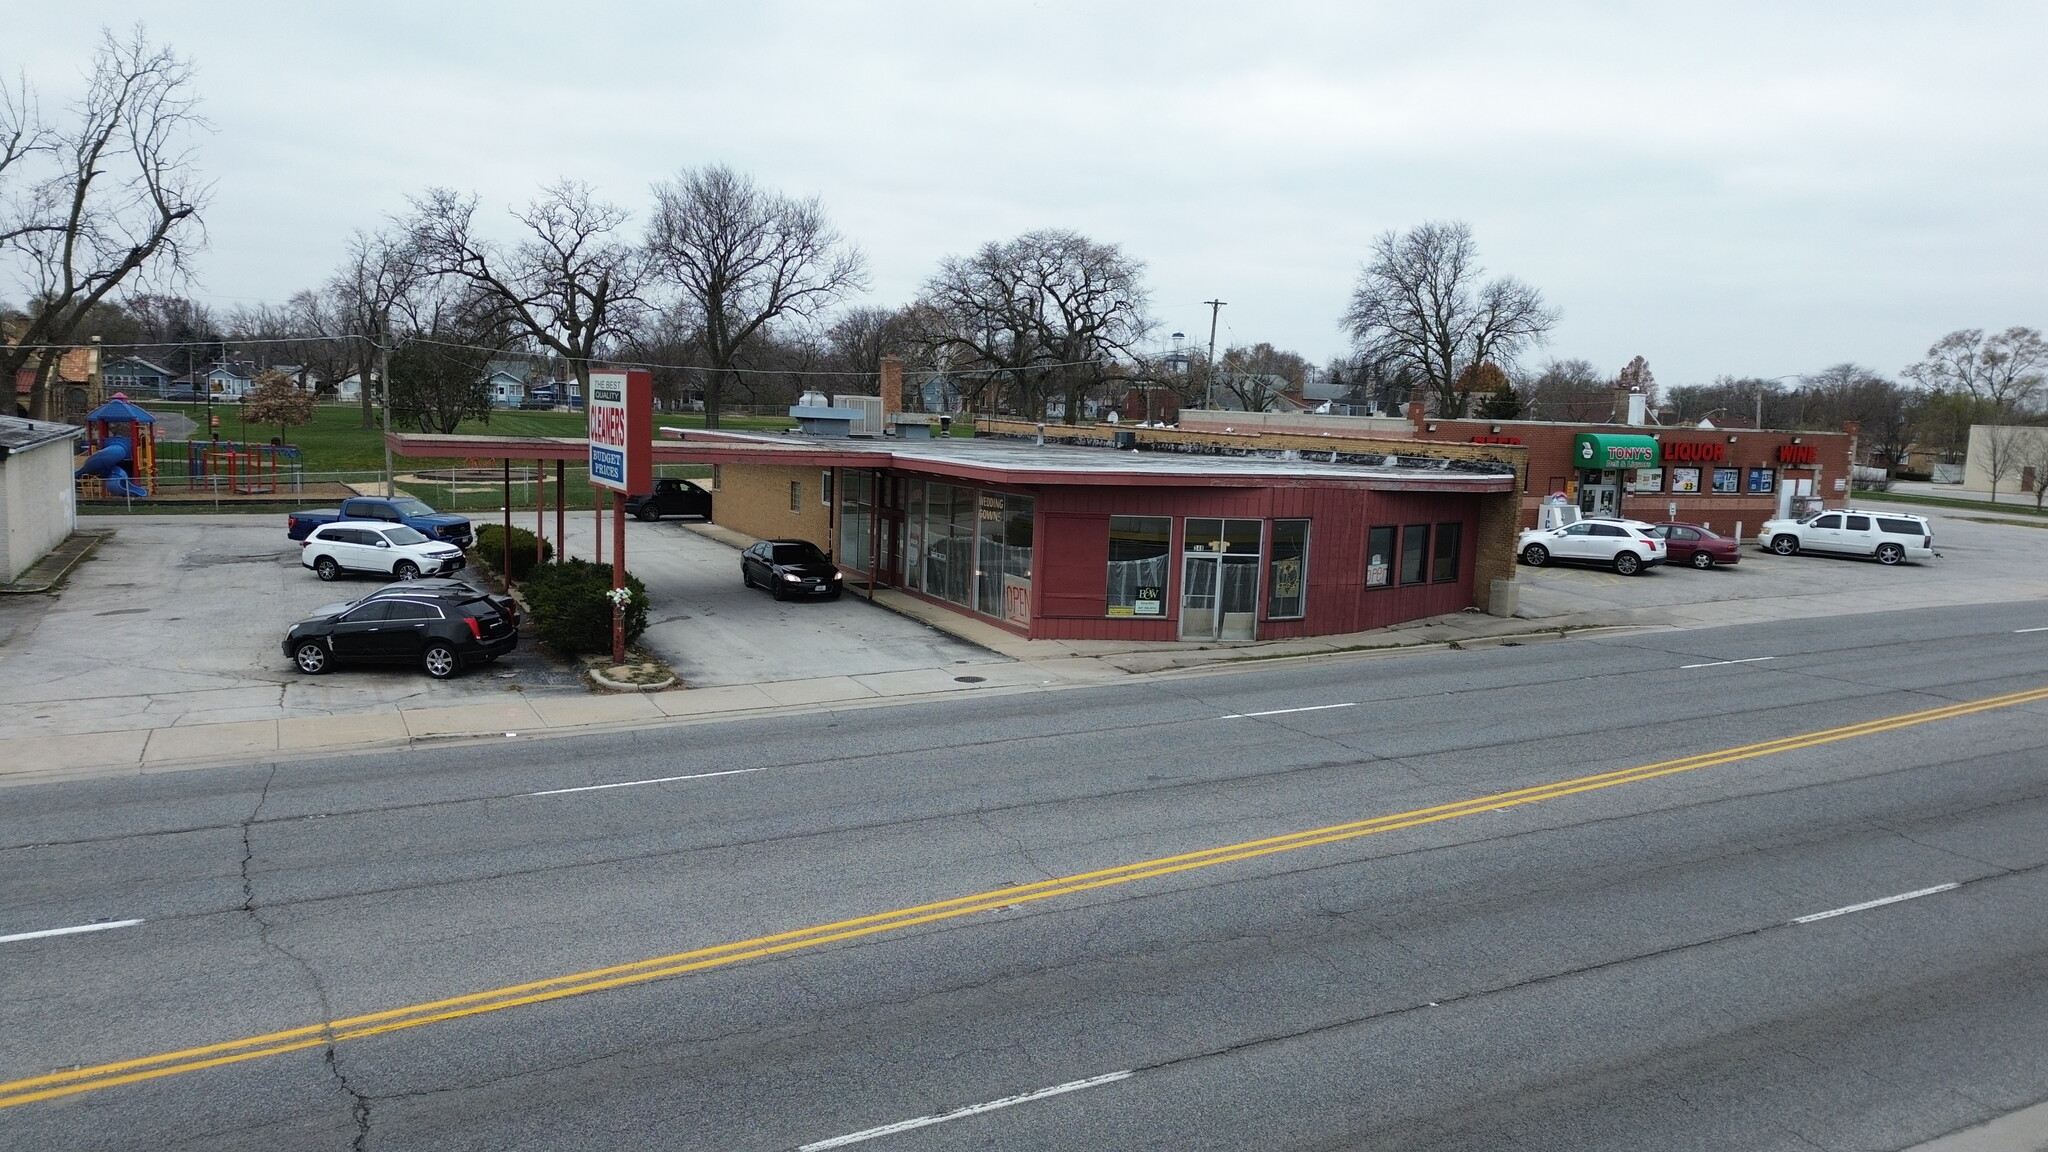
[837,395,885,436]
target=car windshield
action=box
[383,526,429,545]
[390,498,435,518]
[771,543,829,564]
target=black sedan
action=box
[283,585,517,679]
[741,539,843,600]
[626,477,713,521]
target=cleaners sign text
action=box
[587,369,653,494]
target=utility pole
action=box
[1203,299,1227,409]
[379,318,395,497]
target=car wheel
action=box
[293,641,330,675]
[1770,534,1799,556]
[741,568,756,589]
[1613,551,1642,576]
[422,642,460,680]
[394,560,420,580]
[1875,542,1905,566]
[1690,550,1715,570]
[1520,544,1550,567]
[314,556,340,581]
[771,582,787,601]
[637,505,659,522]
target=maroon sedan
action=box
[1646,522,1742,569]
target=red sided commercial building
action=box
[1402,407,1855,535]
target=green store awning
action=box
[1573,433,1661,470]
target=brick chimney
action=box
[880,356,903,424]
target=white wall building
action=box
[1962,424,2048,495]
[0,416,82,582]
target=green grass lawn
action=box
[1852,487,2048,517]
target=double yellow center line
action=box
[6,684,2045,1109]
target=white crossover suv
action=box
[1517,517,1667,576]
[301,521,468,581]
[1756,509,1933,566]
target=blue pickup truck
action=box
[288,496,475,549]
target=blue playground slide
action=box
[76,441,148,498]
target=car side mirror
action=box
[376,541,391,548]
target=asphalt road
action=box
[6,601,2048,1150]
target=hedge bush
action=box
[472,524,553,580]
[520,559,648,656]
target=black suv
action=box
[283,585,518,679]
[625,477,713,522]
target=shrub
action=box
[521,559,648,656]
[472,524,553,580]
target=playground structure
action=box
[177,439,302,494]
[74,394,158,499]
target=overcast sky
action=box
[14,2,2046,385]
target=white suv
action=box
[301,521,468,581]
[1757,509,1933,566]
[1517,517,1667,576]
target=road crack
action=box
[238,765,373,1150]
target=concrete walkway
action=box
[6,495,2043,788]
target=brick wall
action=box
[1406,415,1855,532]
[711,462,833,547]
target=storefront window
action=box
[1670,467,1702,494]
[923,482,976,607]
[1711,467,1740,494]
[1626,468,1664,493]
[906,481,925,591]
[1399,524,1429,585]
[1267,520,1309,619]
[1747,468,1776,494]
[839,469,873,572]
[1000,494,1034,624]
[1107,516,1170,617]
[1431,522,1461,583]
[1365,526,1395,588]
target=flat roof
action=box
[387,428,1517,493]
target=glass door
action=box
[1180,555,1218,640]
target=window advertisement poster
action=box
[1626,468,1664,493]
[1365,525,1395,588]
[1133,586,1163,616]
[1712,467,1740,493]
[1670,467,1702,493]
[586,369,652,493]
[1747,468,1776,493]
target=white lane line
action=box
[1679,656,1777,669]
[2014,627,2048,634]
[0,918,144,944]
[1221,702,1359,719]
[527,767,768,797]
[1790,883,1959,925]
[800,1071,1133,1150]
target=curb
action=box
[0,529,114,594]
[587,667,678,692]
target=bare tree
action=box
[1343,221,1556,418]
[410,180,643,405]
[823,305,911,396]
[1521,358,1613,421]
[1,26,208,419]
[325,228,423,425]
[910,229,1150,422]
[1904,328,2047,417]
[1215,342,1309,412]
[644,165,866,428]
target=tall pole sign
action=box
[587,369,652,663]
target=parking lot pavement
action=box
[618,518,1009,687]
[0,515,583,742]
[1513,499,2048,630]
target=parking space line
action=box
[1790,883,1957,925]
[799,1071,1133,1150]
[2014,627,2048,634]
[1679,657,1777,669]
[0,919,144,944]
[1220,703,1359,719]
[527,767,768,797]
